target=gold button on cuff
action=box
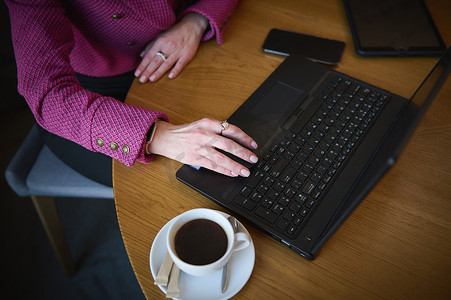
[109,142,118,151]
[122,145,130,154]
[96,138,104,147]
[112,13,122,19]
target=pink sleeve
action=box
[179,0,240,44]
[6,0,168,167]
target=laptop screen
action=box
[411,49,451,108]
[393,47,451,157]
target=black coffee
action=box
[174,218,228,265]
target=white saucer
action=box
[149,213,255,300]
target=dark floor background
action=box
[1,3,146,299]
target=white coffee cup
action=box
[166,208,251,276]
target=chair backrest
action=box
[5,125,44,197]
[5,124,114,199]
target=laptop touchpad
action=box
[249,81,304,124]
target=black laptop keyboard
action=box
[232,75,389,238]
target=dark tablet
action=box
[343,0,446,57]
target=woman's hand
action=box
[135,12,208,83]
[148,118,259,177]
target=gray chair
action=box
[5,124,114,276]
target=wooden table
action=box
[113,0,451,298]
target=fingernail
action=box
[149,75,156,82]
[251,141,258,149]
[168,72,174,79]
[240,169,250,177]
[231,172,239,177]
[250,155,258,163]
[139,76,146,83]
[134,70,140,77]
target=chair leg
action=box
[31,195,76,277]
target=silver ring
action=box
[220,120,229,133]
[156,51,167,61]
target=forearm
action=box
[179,12,209,39]
[179,0,240,44]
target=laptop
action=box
[176,47,451,260]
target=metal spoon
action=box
[221,216,239,293]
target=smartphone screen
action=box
[262,28,345,65]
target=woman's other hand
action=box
[148,118,259,177]
[135,12,208,83]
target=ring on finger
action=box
[220,120,229,133]
[156,51,167,61]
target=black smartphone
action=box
[262,28,345,65]
[343,0,446,57]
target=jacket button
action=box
[112,13,122,19]
[110,142,118,151]
[122,145,130,154]
[96,138,104,147]
[127,41,135,46]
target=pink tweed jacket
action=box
[6,0,239,166]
